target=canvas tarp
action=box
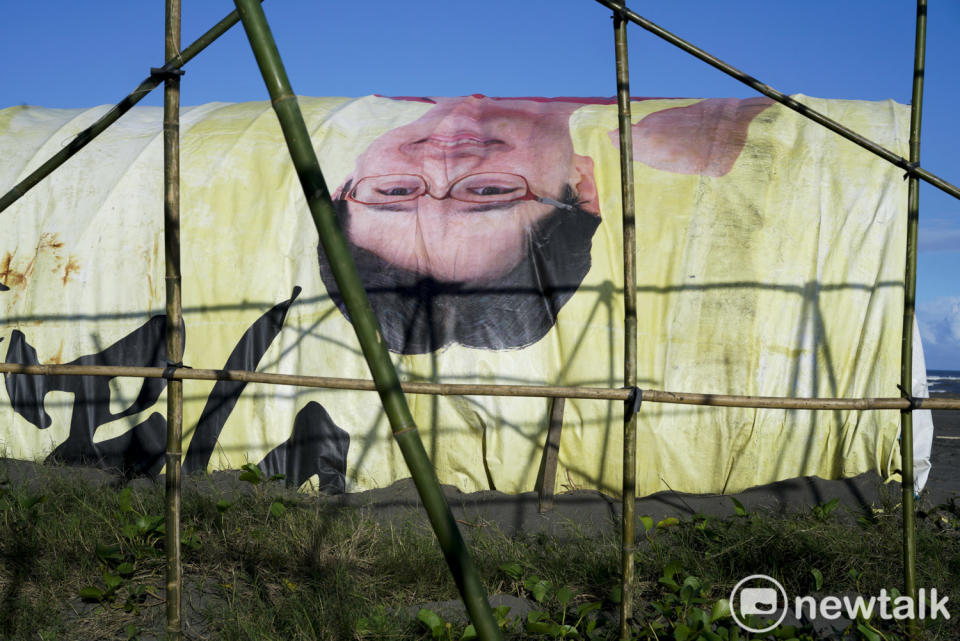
[0,95,925,496]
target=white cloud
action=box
[919,217,960,253]
[919,229,960,253]
[917,297,960,369]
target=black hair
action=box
[316,185,600,354]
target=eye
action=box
[378,186,418,197]
[454,173,527,202]
[470,185,520,196]
[353,175,425,203]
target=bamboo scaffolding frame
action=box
[0,2,262,216]
[230,1,502,638]
[0,4,955,639]
[612,5,638,637]
[900,2,926,638]
[2,362,958,410]
[162,0,184,638]
[591,0,960,204]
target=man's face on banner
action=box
[339,96,596,283]
[319,95,770,354]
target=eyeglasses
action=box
[344,172,574,211]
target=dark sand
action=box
[1,407,956,539]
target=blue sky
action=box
[1,1,958,368]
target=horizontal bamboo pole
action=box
[1,362,957,410]
[592,0,960,203]
[0,1,264,216]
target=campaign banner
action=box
[0,95,911,496]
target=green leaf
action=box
[657,517,680,529]
[103,571,123,590]
[810,568,823,591]
[269,501,287,518]
[815,498,840,519]
[640,515,654,532]
[492,605,511,625]
[577,601,602,617]
[78,586,105,601]
[557,585,574,607]
[239,463,263,485]
[95,543,123,563]
[117,562,135,576]
[499,562,523,580]
[528,611,546,624]
[526,621,557,635]
[609,585,622,604]
[20,494,46,510]
[118,487,133,513]
[460,624,477,640]
[417,608,445,638]
[674,623,693,641]
[856,623,881,641]
[121,523,140,540]
[682,576,702,591]
[147,514,165,532]
[710,598,731,622]
[662,560,683,580]
[730,497,747,517]
[531,579,551,604]
[659,576,680,590]
[216,499,233,513]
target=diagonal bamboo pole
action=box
[612,5,638,638]
[162,0,184,638]
[901,1,926,638]
[0,2,264,216]
[230,1,502,639]
[591,0,960,203]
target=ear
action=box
[571,154,601,216]
[610,97,773,177]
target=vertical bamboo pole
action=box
[162,0,184,638]
[230,2,502,639]
[901,1,925,638]
[613,6,638,639]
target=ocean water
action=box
[927,369,960,397]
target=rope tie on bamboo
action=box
[149,66,185,81]
[897,383,918,411]
[393,424,419,437]
[625,387,643,415]
[610,5,628,21]
[902,161,920,180]
[162,360,190,381]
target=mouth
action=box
[414,134,505,149]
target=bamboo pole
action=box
[612,6,638,638]
[229,1,502,639]
[591,0,960,203]
[162,0,184,638]
[3,362,960,410]
[0,2,264,216]
[901,2,926,637]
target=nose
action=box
[417,152,483,198]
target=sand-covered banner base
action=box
[0,94,916,497]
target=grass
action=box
[1,467,958,640]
